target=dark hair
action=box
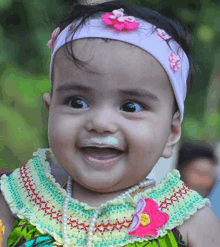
[51,0,194,114]
[177,141,218,171]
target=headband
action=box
[48,8,189,121]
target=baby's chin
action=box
[74,173,127,193]
[63,150,130,189]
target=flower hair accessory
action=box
[48,9,189,122]
[169,51,182,72]
[47,27,61,49]
[102,8,141,31]
[156,28,181,72]
[156,28,171,40]
[129,197,169,237]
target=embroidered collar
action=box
[0,148,209,246]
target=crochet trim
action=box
[0,148,210,246]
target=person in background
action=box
[176,141,218,198]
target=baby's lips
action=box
[78,140,125,152]
[81,147,123,160]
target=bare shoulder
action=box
[177,205,220,247]
[0,191,16,247]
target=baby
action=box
[1,1,220,246]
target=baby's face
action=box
[43,39,181,192]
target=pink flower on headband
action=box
[169,51,182,72]
[129,197,169,237]
[156,28,171,40]
[47,27,60,49]
[102,8,141,31]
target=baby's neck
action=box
[72,181,130,207]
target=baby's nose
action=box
[85,107,118,134]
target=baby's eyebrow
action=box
[119,88,159,101]
[56,83,91,94]
[55,82,159,101]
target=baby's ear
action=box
[43,93,52,111]
[161,110,181,159]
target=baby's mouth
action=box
[81,147,123,160]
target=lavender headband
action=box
[48,8,189,121]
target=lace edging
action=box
[165,198,210,230]
[1,172,21,216]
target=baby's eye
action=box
[65,97,145,113]
[65,97,88,109]
[120,101,145,113]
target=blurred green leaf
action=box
[200,6,220,33]
[0,25,7,63]
[208,113,219,127]
[0,103,44,165]
[196,24,215,43]
[183,118,200,138]
[1,67,50,108]
[0,0,12,10]
[177,8,197,22]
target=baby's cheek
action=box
[49,115,75,144]
[130,121,164,154]
[134,121,157,140]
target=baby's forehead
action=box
[56,38,146,62]
[54,38,169,82]
[72,38,158,61]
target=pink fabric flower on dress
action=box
[156,28,171,40]
[47,27,61,48]
[169,51,182,72]
[102,8,141,31]
[129,197,169,237]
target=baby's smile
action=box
[80,146,125,170]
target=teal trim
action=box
[167,194,204,228]
[147,177,180,200]
[100,203,134,217]
[68,201,94,217]
[8,174,25,210]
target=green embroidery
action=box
[8,175,25,210]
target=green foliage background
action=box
[1,0,220,169]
